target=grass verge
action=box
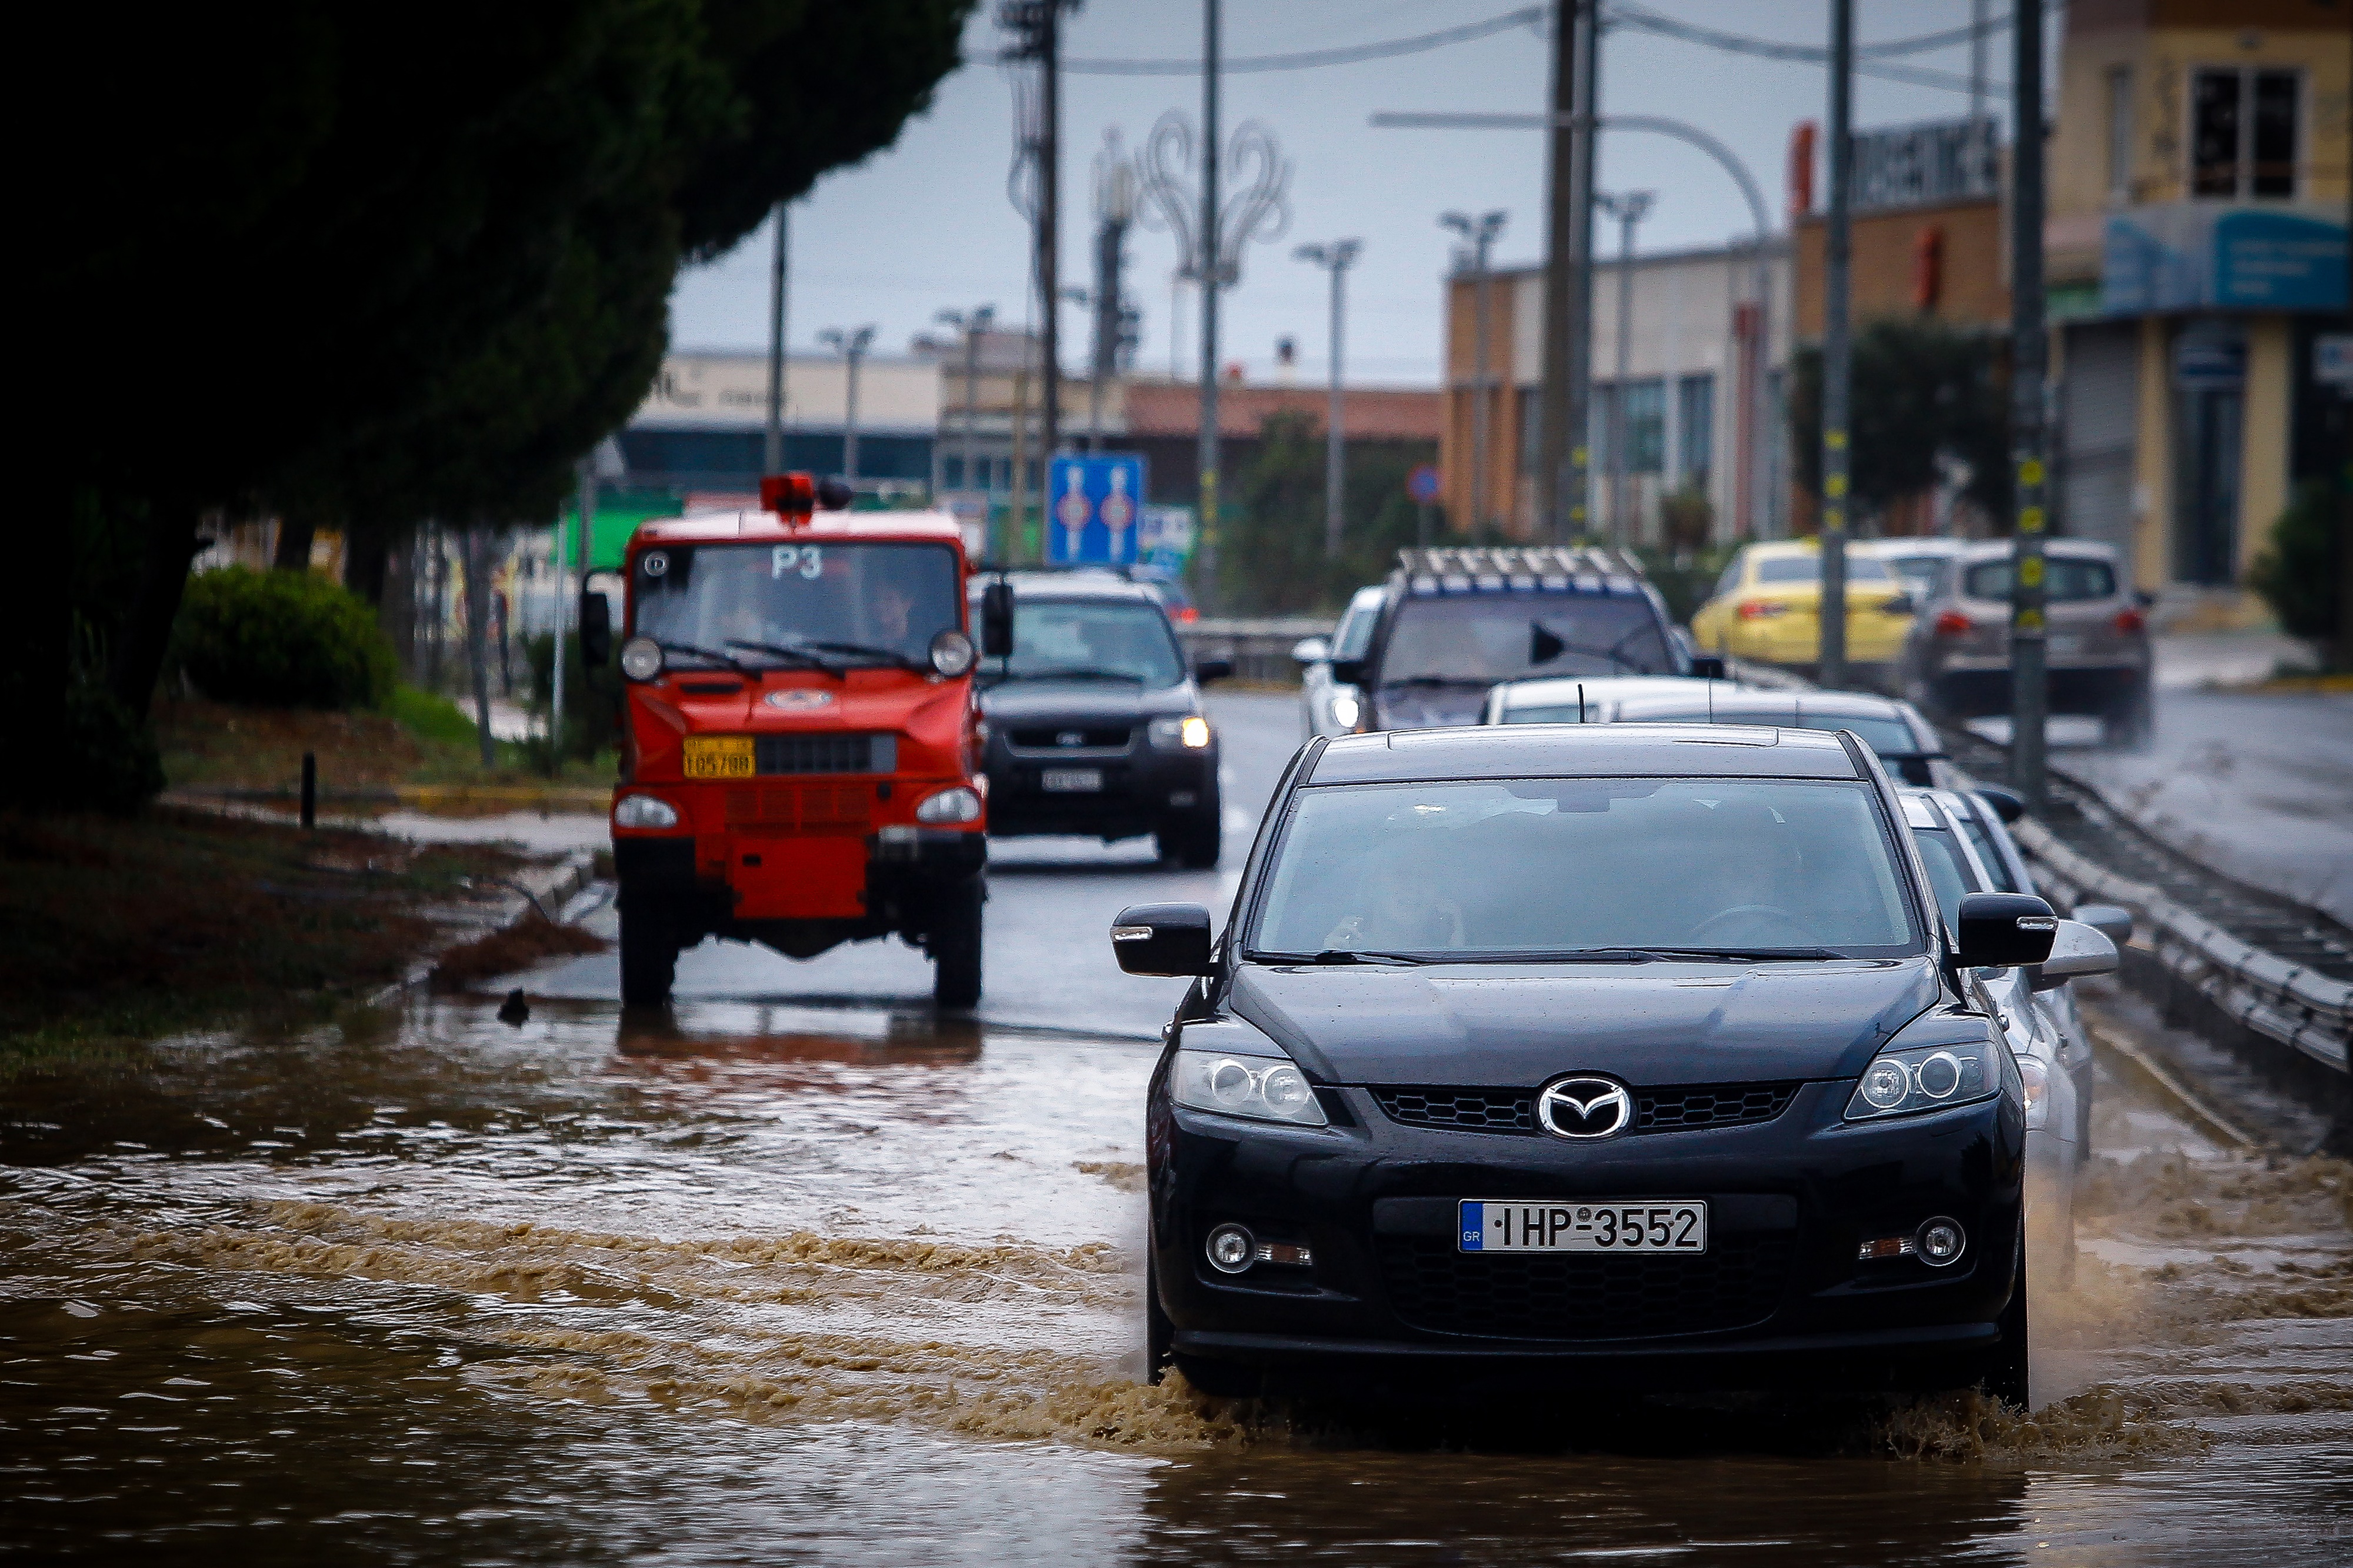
[156,689,616,795]
[0,806,527,1076]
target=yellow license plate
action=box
[682,736,756,779]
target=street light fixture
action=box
[936,306,997,499]
[817,325,877,483]
[1293,238,1363,561]
[1439,209,1508,535]
[1594,189,1655,548]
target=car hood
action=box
[978,679,1194,723]
[1227,958,1941,1086]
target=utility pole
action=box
[938,305,996,505]
[1039,0,1062,462]
[1969,0,1989,127]
[764,201,789,473]
[1537,0,1578,539]
[819,326,875,483]
[1442,210,1507,536]
[1294,239,1363,560]
[1197,0,1222,603]
[2010,0,2049,809]
[1819,0,1854,688]
[1595,191,1655,549]
[1564,0,1600,542]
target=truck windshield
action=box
[988,600,1185,687]
[631,542,959,668]
[1252,778,1919,958]
[1380,594,1672,684]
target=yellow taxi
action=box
[1688,539,1915,675]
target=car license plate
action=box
[1459,1199,1708,1254]
[682,736,756,779]
[1040,768,1103,792]
[2048,633,2082,656]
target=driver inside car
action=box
[1687,805,1811,947]
[1322,853,1466,952]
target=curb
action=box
[362,850,598,1009]
[2079,1007,2259,1150]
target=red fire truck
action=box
[582,475,1006,1008]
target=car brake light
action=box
[1933,610,1973,637]
[2113,608,2144,634]
[1735,599,1787,620]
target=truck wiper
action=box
[660,640,758,677]
[724,639,846,677]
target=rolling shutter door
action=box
[2061,323,2138,558]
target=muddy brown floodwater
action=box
[4,993,2349,1565]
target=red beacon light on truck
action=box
[759,472,816,518]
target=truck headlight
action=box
[915,786,982,824]
[1846,1040,1997,1120]
[1149,715,1213,750]
[614,792,679,830]
[1171,1047,1327,1126]
[619,636,664,682]
[929,629,976,677]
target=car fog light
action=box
[1916,1217,1967,1266]
[619,636,664,682]
[1206,1223,1255,1275]
[613,793,679,830]
[915,786,982,824]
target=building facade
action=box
[619,349,942,498]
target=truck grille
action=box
[755,733,896,775]
[1369,1082,1802,1136]
[723,783,875,834]
[1375,1233,1795,1340]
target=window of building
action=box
[2192,67,2299,199]
[1675,373,1715,491]
[1622,379,1665,474]
[2105,65,2133,202]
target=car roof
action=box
[1308,722,1865,785]
[1612,688,1908,720]
[1855,538,1965,558]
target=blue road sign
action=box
[1407,463,1442,504]
[1046,454,1148,565]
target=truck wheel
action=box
[930,875,984,1009]
[1156,809,1222,870]
[618,903,678,1007]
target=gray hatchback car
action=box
[1895,539,2154,748]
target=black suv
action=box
[974,570,1230,866]
[1334,546,1715,732]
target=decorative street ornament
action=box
[1135,109,1292,290]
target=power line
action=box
[1607,5,2008,94]
[1064,8,1544,74]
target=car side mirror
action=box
[579,588,612,667]
[1954,892,2058,970]
[1195,657,1234,685]
[1688,654,1728,680]
[1882,593,1915,616]
[1974,784,2027,824]
[981,581,1015,657]
[1291,636,1329,666]
[2072,903,2133,948]
[1109,903,1216,976]
[1329,657,1367,688]
[2029,918,2120,992]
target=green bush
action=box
[2248,480,2341,656]
[173,566,397,709]
[522,631,621,762]
[58,682,165,813]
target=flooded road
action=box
[6,697,2350,1564]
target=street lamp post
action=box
[1294,239,1363,561]
[765,201,790,473]
[1441,209,1508,536]
[2009,0,2051,809]
[1820,0,1855,688]
[936,306,998,507]
[1594,190,1655,548]
[818,325,876,483]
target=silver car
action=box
[1293,585,1385,739]
[1895,539,2155,748]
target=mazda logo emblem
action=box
[1537,1075,1633,1140]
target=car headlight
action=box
[1330,692,1361,729]
[1170,1047,1328,1126]
[613,792,680,830]
[619,636,664,682]
[2017,1053,2049,1131]
[1148,715,1213,750]
[1846,1039,1998,1120]
[929,629,976,677]
[914,785,983,824]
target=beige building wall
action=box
[2131,316,2173,592]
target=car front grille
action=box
[1008,725,1134,751]
[1369,1082,1803,1136]
[755,733,896,775]
[1375,1233,1795,1340]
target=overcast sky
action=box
[669,1,2047,388]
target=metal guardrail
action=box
[1179,618,1327,686]
[2013,813,2352,1074]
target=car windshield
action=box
[1754,555,1891,584]
[631,542,959,668]
[1964,557,2117,602]
[1950,807,2024,894]
[1380,594,1672,684]
[987,599,1185,687]
[1332,597,1382,659]
[1252,778,1920,958]
[1909,825,1979,936]
[1613,708,1924,759]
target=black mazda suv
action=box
[1110,720,2099,1404]
[974,571,1229,867]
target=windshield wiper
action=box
[1627,946,1849,962]
[724,639,846,677]
[1262,949,1432,966]
[659,640,757,677]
